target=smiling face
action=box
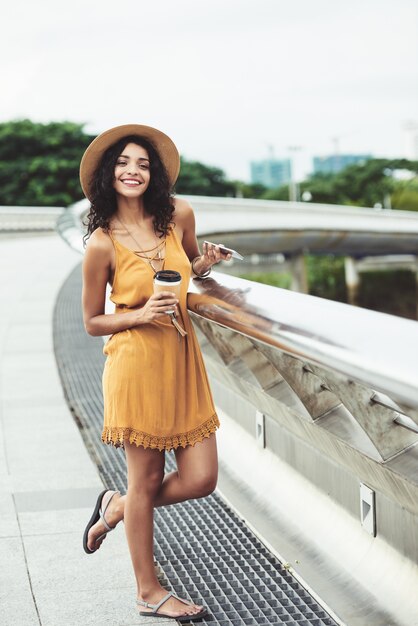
[113,142,151,198]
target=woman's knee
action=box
[128,467,164,499]
[188,471,218,498]
[124,443,165,498]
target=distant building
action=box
[250,158,291,188]
[313,154,372,175]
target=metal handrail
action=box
[0,205,63,214]
[0,205,64,232]
[187,272,418,410]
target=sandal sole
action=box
[82,488,109,554]
[138,609,208,622]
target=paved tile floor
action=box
[0,234,175,626]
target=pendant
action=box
[149,257,164,273]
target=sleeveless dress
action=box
[101,225,220,451]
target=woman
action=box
[80,124,230,621]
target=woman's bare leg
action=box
[123,442,164,593]
[88,433,218,542]
[155,431,218,506]
[123,440,203,618]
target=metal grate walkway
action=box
[53,262,338,626]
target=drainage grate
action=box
[53,262,338,626]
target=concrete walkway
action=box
[0,234,175,625]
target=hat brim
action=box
[79,124,180,201]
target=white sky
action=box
[2,0,418,180]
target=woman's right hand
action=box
[134,291,179,325]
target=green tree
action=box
[176,157,237,197]
[261,185,289,201]
[0,119,94,206]
[233,181,267,199]
[390,178,418,211]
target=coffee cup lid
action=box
[154,270,181,282]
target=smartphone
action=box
[203,240,244,261]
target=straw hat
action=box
[79,124,180,201]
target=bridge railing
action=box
[0,205,63,231]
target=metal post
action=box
[344,256,360,306]
[289,254,308,293]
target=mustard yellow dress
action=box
[101,225,220,450]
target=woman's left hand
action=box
[194,242,232,274]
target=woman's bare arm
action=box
[174,197,231,273]
[82,230,178,336]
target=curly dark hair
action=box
[83,135,175,243]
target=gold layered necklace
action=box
[116,217,166,274]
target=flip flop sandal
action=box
[137,591,208,622]
[82,489,118,554]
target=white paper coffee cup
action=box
[153,270,182,314]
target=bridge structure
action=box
[38,198,418,624]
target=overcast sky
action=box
[2,0,418,180]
